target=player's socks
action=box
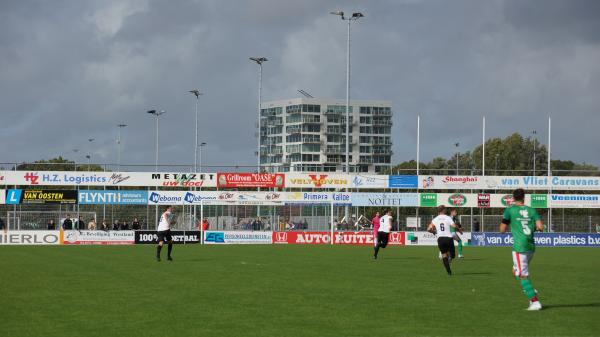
[442,257,452,275]
[156,245,162,261]
[374,246,379,259]
[167,243,173,259]
[520,278,537,300]
[457,241,463,256]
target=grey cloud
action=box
[0,0,599,170]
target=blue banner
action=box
[388,175,418,188]
[470,232,600,247]
[352,193,418,207]
[78,190,148,205]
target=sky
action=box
[1,0,599,171]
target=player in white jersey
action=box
[374,209,393,259]
[156,205,176,262]
[427,205,459,275]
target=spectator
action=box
[47,219,56,230]
[121,221,129,230]
[302,218,308,230]
[257,218,263,231]
[87,219,97,230]
[132,218,141,230]
[113,220,120,231]
[0,216,5,230]
[473,218,481,232]
[62,215,73,230]
[201,218,210,231]
[100,220,108,231]
[77,216,85,230]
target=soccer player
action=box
[156,205,175,262]
[450,208,464,258]
[371,211,380,248]
[428,205,458,275]
[500,188,544,311]
[374,209,392,259]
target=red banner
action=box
[477,193,491,208]
[272,231,405,245]
[217,173,285,188]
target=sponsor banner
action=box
[134,230,200,244]
[441,193,477,208]
[352,193,418,207]
[148,191,185,205]
[147,173,216,188]
[350,174,388,189]
[217,173,285,188]
[388,175,418,189]
[420,193,437,207]
[272,231,332,244]
[418,175,600,190]
[3,171,217,187]
[0,189,4,204]
[470,233,600,247]
[204,231,272,244]
[284,192,352,205]
[285,173,350,189]
[477,193,490,208]
[530,194,548,208]
[549,194,600,208]
[405,232,471,246]
[272,231,404,245]
[62,230,135,245]
[78,190,148,205]
[0,231,61,245]
[18,190,77,204]
[5,189,23,205]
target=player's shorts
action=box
[377,232,389,248]
[437,237,455,258]
[512,251,534,278]
[157,230,173,243]
[452,233,461,241]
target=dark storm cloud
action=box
[0,0,599,170]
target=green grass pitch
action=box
[0,245,598,337]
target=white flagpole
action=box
[416,115,420,228]
[548,117,552,232]
[482,116,486,176]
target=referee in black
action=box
[156,205,175,262]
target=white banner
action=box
[204,231,273,244]
[3,171,217,187]
[418,175,600,190]
[352,193,418,207]
[549,194,600,208]
[63,230,135,245]
[405,231,471,246]
[0,189,5,204]
[0,230,61,245]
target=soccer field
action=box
[0,245,598,337]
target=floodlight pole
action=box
[117,124,127,170]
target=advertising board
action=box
[418,175,600,190]
[62,230,135,245]
[217,173,285,188]
[272,231,332,244]
[470,233,600,247]
[388,175,418,188]
[20,190,78,204]
[134,230,200,244]
[78,190,148,205]
[285,173,350,189]
[272,231,404,245]
[351,193,418,207]
[549,194,600,208]
[349,175,388,188]
[405,232,471,246]
[204,231,272,244]
[0,231,60,245]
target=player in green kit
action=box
[500,188,545,311]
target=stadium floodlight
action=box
[189,90,203,173]
[250,56,268,219]
[147,110,166,171]
[199,142,207,172]
[330,11,344,19]
[532,130,537,176]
